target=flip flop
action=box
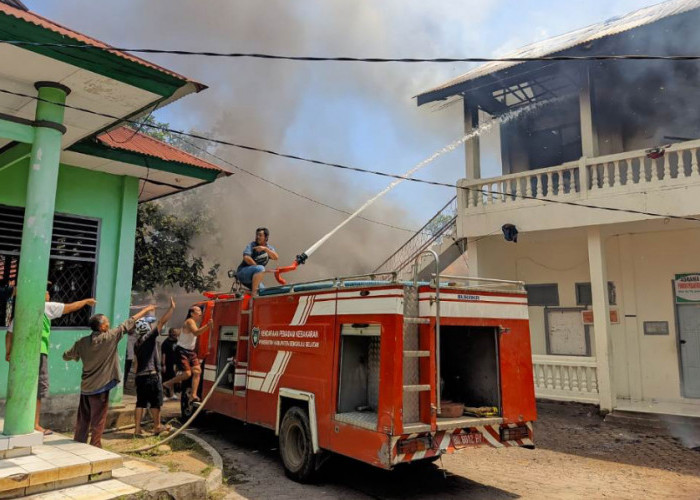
[153,425,173,435]
[43,429,53,436]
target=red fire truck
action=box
[186,269,536,481]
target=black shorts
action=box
[38,354,49,399]
[135,373,163,409]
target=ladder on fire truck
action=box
[402,249,441,432]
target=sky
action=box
[27,0,666,277]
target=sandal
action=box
[153,425,173,435]
[43,429,54,436]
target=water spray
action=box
[274,97,562,284]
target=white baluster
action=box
[579,366,588,392]
[602,162,610,187]
[571,366,579,392]
[545,365,553,389]
[692,149,699,178]
[562,366,570,391]
[613,160,620,186]
[554,366,561,390]
[512,178,520,202]
[525,175,533,198]
[663,153,671,181]
[590,367,598,392]
[546,171,553,197]
[535,174,543,198]
[590,164,599,189]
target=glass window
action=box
[575,282,616,306]
[0,204,99,328]
[524,283,560,307]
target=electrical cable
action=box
[2,85,699,224]
[179,138,426,234]
[3,40,700,62]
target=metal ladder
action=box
[402,250,441,432]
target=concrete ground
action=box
[191,401,700,500]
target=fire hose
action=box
[128,360,233,453]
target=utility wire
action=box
[3,40,700,62]
[179,138,426,234]
[2,85,699,224]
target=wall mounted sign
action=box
[674,274,700,303]
[581,308,619,325]
[643,321,670,335]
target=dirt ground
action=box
[101,398,215,479]
[189,401,700,500]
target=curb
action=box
[183,429,224,492]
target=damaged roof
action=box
[417,0,700,106]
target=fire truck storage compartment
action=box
[217,325,238,391]
[335,324,381,430]
[439,326,500,415]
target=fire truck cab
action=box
[190,271,536,482]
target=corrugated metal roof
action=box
[418,0,700,102]
[97,127,231,175]
[0,3,205,90]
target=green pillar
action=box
[4,82,69,436]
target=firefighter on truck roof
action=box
[236,227,279,294]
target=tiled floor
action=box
[0,431,124,495]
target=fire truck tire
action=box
[279,406,316,482]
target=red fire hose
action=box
[273,253,308,285]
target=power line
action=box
[179,138,426,234]
[3,40,700,63]
[2,85,699,224]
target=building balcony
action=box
[456,139,700,238]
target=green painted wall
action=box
[0,159,139,403]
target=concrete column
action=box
[463,100,481,180]
[618,234,643,401]
[4,82,69,436]
[579,67,599,158]
[587,226,615,411]
[110,176,139,404]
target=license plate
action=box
[451,432,483,448]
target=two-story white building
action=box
[417,0,700,418]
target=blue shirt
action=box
[238,241,276,271]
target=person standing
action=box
[63,304,155,448]
[162,305,212,402]
[5,284,95,434]
[134,298,175,436]
[235,227,278,294]
[161,327,180,400]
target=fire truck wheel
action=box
[279,406,316,482]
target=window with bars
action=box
[0,204,100,328]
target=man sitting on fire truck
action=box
[235,227,279,293]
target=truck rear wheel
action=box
[279,406,316,482]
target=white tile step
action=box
[23,479,141,499]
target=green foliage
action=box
[129,115,213,156]
[133,202,220,294]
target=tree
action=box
[133,196,220,294]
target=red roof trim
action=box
[97,127,230,175]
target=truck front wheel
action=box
[279,406,316,482]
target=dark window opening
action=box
[575,282,616,306]
[525,283,560,307]
[0,204,100,328]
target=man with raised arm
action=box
[5,283,95,434]
[63,304,155,448]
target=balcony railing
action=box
[460,139,700,212]
[532,355,599,404]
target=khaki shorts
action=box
[38,354,49,399]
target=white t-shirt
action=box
[8,302,65,331]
